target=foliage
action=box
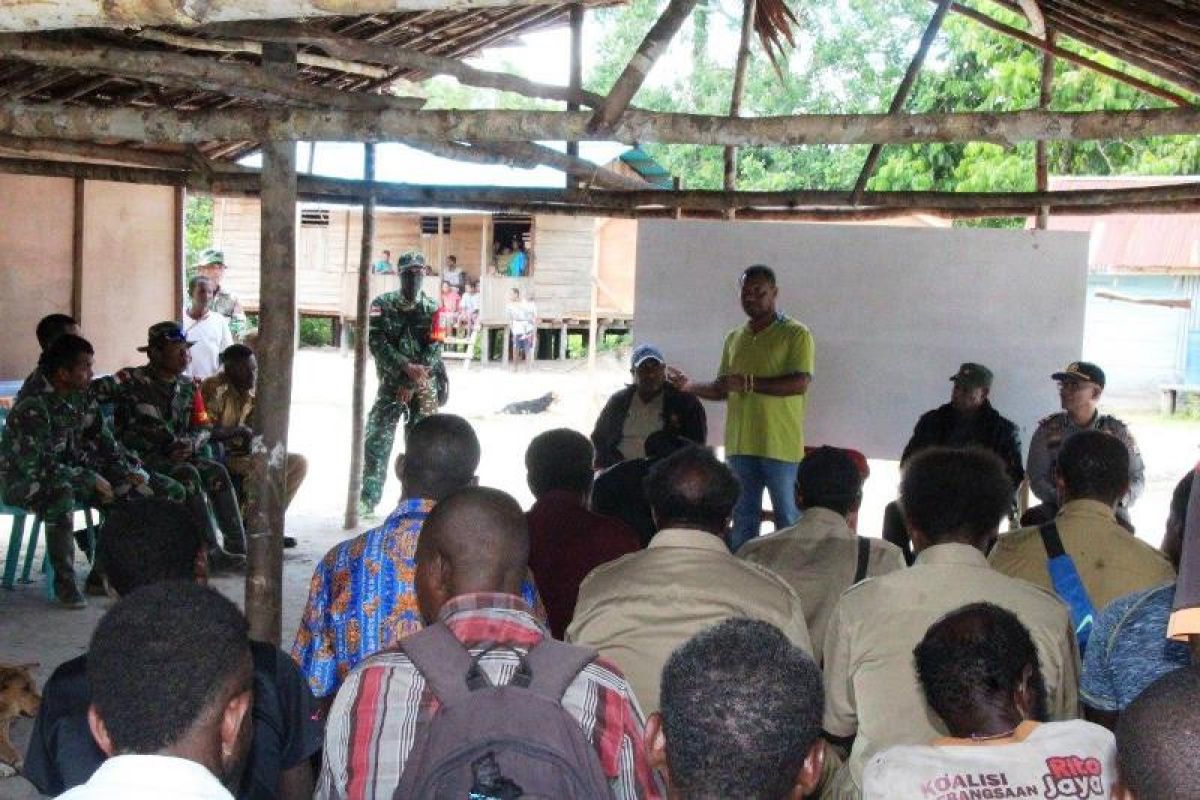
[581,0,1200,199]
[299,317,335,348]
[184,195,213,277]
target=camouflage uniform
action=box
[210,287,248,340]
[359,289,444,511]
[0,388,184,594]
[112,365,247,551]
[1026,410,1145,513]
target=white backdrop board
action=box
[634,220,1090,460]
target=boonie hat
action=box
[949,363,993,389]
[396,251,427,270]
[137,321,193,352]
[1052,361,1105,388]
[198,248,225,267]
[631,344,665,368]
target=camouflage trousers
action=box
[360,381,438,510]
[144,456,247,552]
[3,469,185,589]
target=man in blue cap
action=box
[590,343,706,470]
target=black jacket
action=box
[900,400,1025,489]
[590,383,707,470]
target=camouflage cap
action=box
[396,250,427,271]
[198,248,226,267]
[137,321,194,352]
[949,362,993,389]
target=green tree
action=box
[184,195,213,274]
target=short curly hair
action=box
[1118,665,1200,799]
[914,603,1048,737]
[900,447,1012,545]
[660,618,823,799]
[88,582,250,754]
[644,445,740,531]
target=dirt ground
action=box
[2,348,1198,798]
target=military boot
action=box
[46,519,86,609]
[189,494,245,572]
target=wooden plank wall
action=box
[531,214,596,319]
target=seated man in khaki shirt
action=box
[738,446,905,665]
[822,448,1079,799]
[567,445,812,714]
[990,429,1173,610]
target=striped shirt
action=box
[317,593,663,800]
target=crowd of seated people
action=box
[11,261,1200,800]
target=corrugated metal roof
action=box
[1046,176,1200,273]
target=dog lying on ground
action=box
[0,663,40,777]
[499,392,557,415]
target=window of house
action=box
[491,214,533,277]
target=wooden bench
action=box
[1160,383,1200,414]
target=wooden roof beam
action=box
[0,34,425,111]
[6,100,1200,148]
[135,29,391,80]
[0,0,572,34]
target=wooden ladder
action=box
[441,323,481,370]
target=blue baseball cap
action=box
[631,344,665,368]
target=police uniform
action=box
[113,323,247,558]
[0,372,184,602]
[1026,362,1144,517]
[198,249,249,340]
[360,251,444,512]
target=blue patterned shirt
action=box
[1081,582,1190,712]
[292,497,542,698]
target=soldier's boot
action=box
[189,494,245,572]
[46,520,86,609]
[211,487,248,556]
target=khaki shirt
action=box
[737,507,906,666]
[989,499,1175,610]
[822,543,1079,797]
[566,527,812,714]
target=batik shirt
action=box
[367,291,441,390]
[112,366,209,464]
[0,389,144,505]
[317,593,664,800]
[292,498,543,699]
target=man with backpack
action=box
[318,486,663,800]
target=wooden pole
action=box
[942,1,1193,106]
[344,143,375,530]
[71,177,83,322]
[852,0,953,202]
[723,0,756,220]
[10,100,1200,148]
[589,0,699,132]
[173,185,185,313]
[246,42,297,646]
[566,3,584,188]
[1035,30,1056,230]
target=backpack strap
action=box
[853,537,871,584]
[1038,521,1067,559]
[397,622,476,707]
[519,638,598,702]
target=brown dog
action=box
[0,664,40,777]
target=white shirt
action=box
[183,308,234,380]
[862,720,1117,800]
[617,392,663,461]
[57,754,235,800]
[443,266,465,290]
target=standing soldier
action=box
[197,248,249,340]
[112,322,246,570]
[0,334,185,608]
[359,251,445,517]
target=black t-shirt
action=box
[24,640,322,800]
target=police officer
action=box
[0,334,185,607]
[359,251,446,516]
[1024,361,1144,527]
[197,249,248,340]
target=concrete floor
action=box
[2,348,1198,798]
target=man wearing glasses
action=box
[1024,361,1144,528]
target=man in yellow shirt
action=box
[201,344,307,547]
[669,264,814,551]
